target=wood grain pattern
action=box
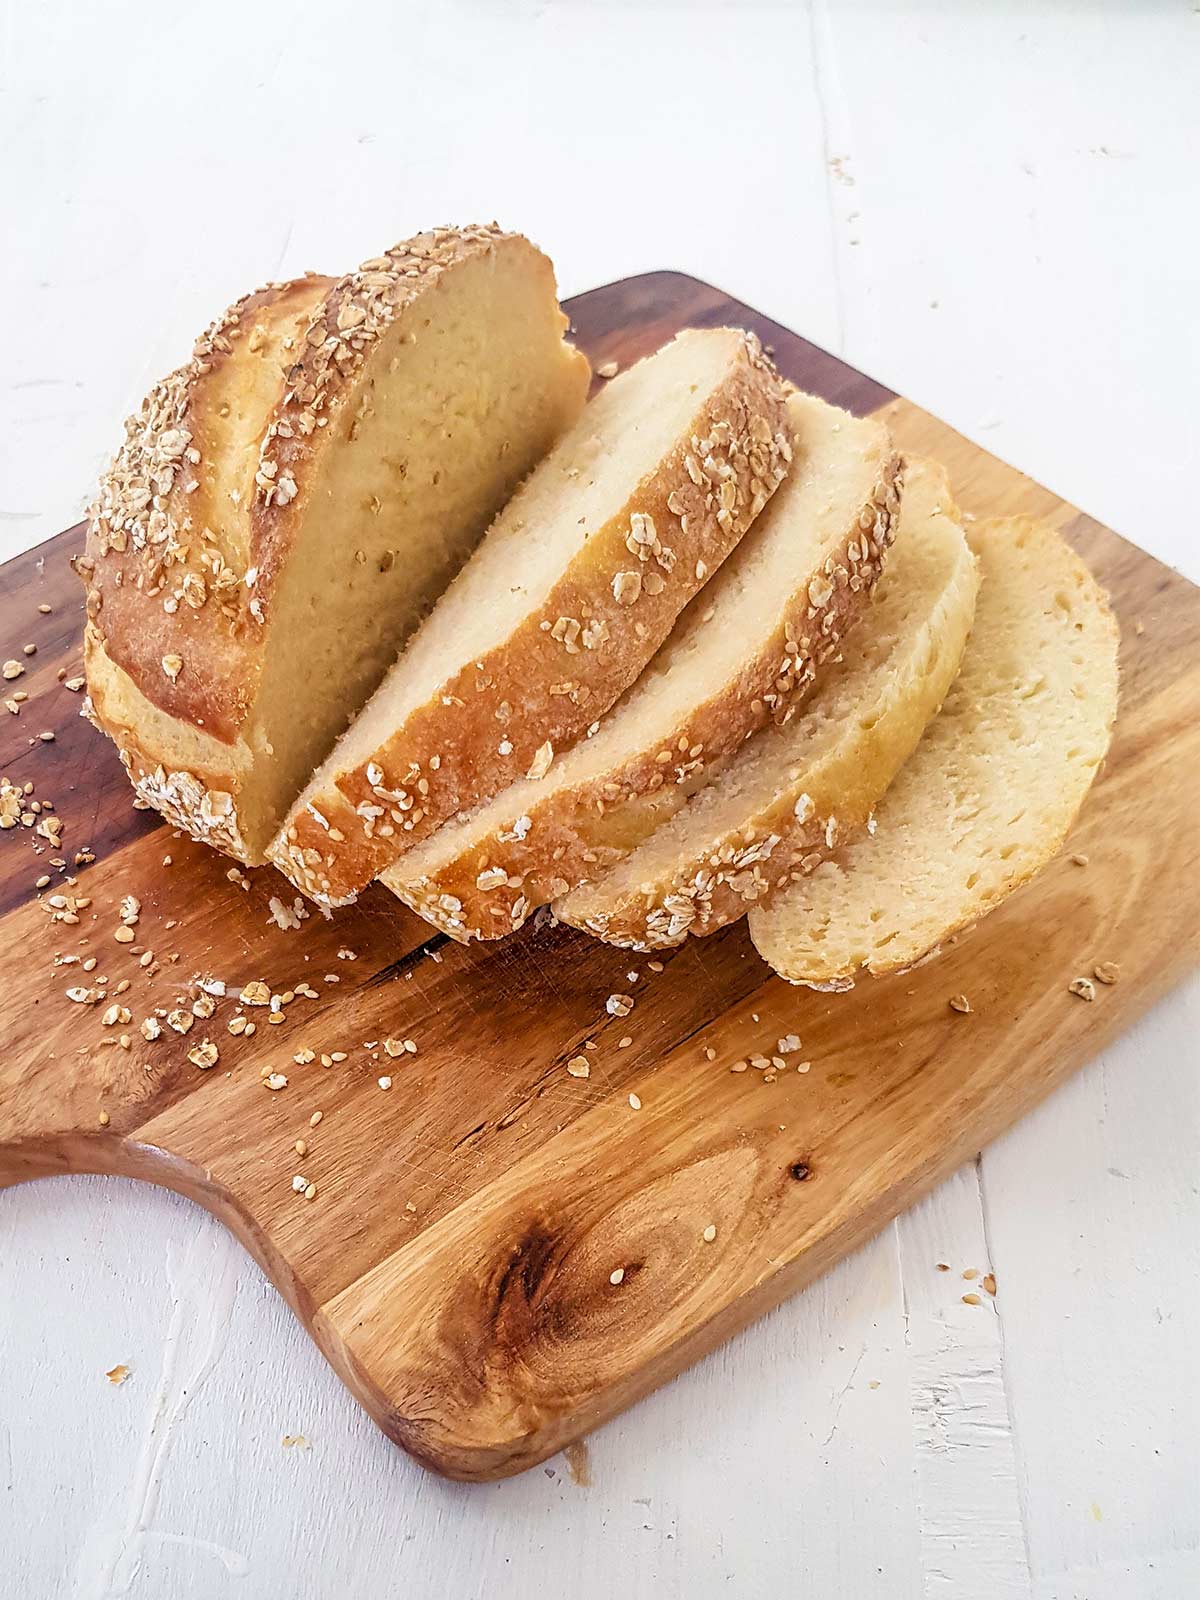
[1,273,1197,1481]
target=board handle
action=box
[0,1039,159,1188]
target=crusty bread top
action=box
[749,514,1120,987]
[77,225,531,746]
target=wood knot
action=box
[789,1160,813,1182]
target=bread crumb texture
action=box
[749,514,1119,985]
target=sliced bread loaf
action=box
[269,329,792,904]
[558,459,978,949]
[81,225,590,862]
[381,391,902,940]
[749,513,1119,987]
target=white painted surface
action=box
[1,2,1197,1596]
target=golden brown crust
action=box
[78,278,332,744]
[270,335,794,906]
[84,623,256,861]
[384,454,904,941]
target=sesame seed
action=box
[962,1293,982,1306]
[702,1224,717,1243]
[628,1092,642,1110]
[609,1266,625,1284]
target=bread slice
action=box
[380,391,902,940]
[80,226,590,862]
[558,459,978,949]
[749,512,1119,987]
[269,329,793,905]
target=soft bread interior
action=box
[245,245,587,850]
[313,328,755,771]
[384,391,895,893]
[749,513,1119,984]
[558,459,979,940]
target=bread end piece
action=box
[749,514,1120,986]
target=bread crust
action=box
[558,472,979,950]
[83,622,257,860]
[78,226,577,860]
[384,448,904,941]
[270,334,794,906]
[78,277,333,745]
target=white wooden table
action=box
[2,4,1197,1596]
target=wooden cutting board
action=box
[2,274,1197,1482]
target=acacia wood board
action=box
[1,272,1197,1482]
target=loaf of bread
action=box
[749,513,1119,986]
[381,391,902,940]
[79,225,590,862]
[558,459,978,948]
[268,328,792,905]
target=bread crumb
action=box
[948,993,972,1014]
[566,1057,590,1078]
[1094,961,1120,985]
[105,1364,131,1385]
[596,360,619,379]
[1068,976,1096,1002]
